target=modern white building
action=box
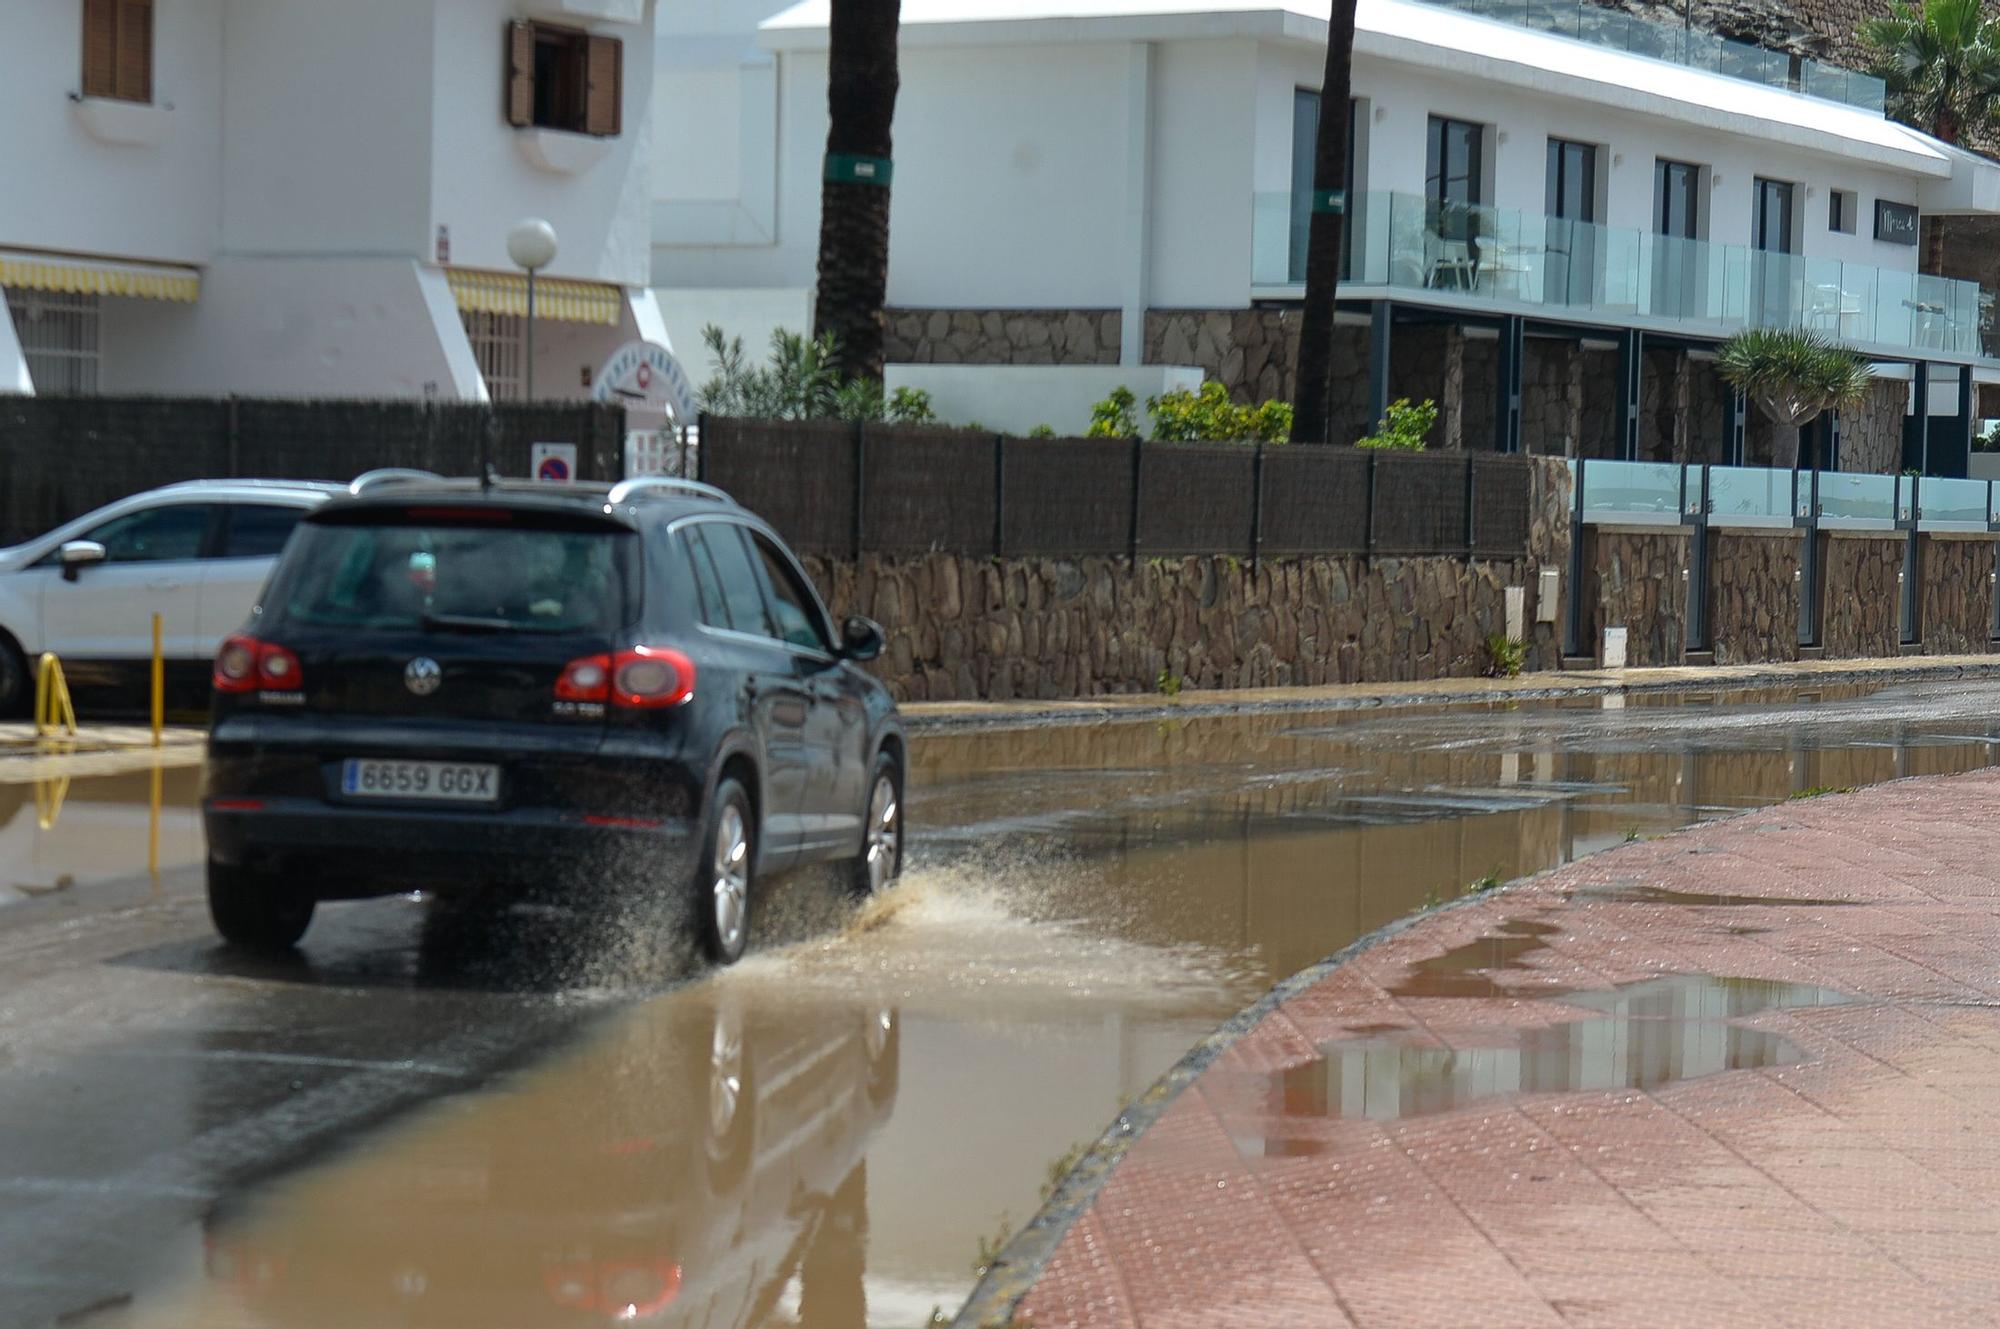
[652,0,2000,471]
[1,0,667,404]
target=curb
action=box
[903,658,2000,735]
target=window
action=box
[1545,140,1597,223]
[6,289,100,395]
[749,533,829,652]
[461,310,522,402]
[504,21,621,136]
[1829,189,1856,235]
[222,505,306,560]
[1545,139,1599,305]
[73,504,213,564]
[82,0,152,103]
[1653,159,1703,319]
[691,525,774,638]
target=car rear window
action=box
[265,519,638,634]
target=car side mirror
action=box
[58,541,106,581]
[840,615,884,662]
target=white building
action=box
[652,0,2000,469]
[1,0,666,404]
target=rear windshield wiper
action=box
[419,612,571,635]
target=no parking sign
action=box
[530,442,577,483]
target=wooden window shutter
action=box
[584,35,621,137]
[504,20,534,127]
[81,0,117,98]
[114,0,152,103]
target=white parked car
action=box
[0,480,345,715]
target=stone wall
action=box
[804,550,1563,701]
[1143,309,1306,407]
[1918,536,1997,654]
[1584,526,1690,666]
[883,309,1121,366]
[1821,534,1904,658]
[1707,530,1802,664]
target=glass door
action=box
[1426,117,1485,289]
[1545,139,1598,307]
[1754,177,1797,328]
[1652,160,1701,318]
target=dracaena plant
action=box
[1715,328,1873,430]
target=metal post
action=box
[1565,459,1586,657]
[1127,437,1143,560]
[993,433,1007,558]
[1494,315,1523,453]
[1367,301,1393,434]
[1250,443,1265,569]
[1463,456,1477,555]
[1685,464,1707,652]
[1907,363,1931,476]
[696,410,709,483]
[525,268,537,402]
[852,422,867,559]
[1726,387,1747,467]
[150,612,163,748]
[1365,451,1380,554]
[1615,329,1642,461]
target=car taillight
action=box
[612,646,695,708]
[557,648,694,709]
[215,635,303,693]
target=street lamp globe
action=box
[506,218,558,272]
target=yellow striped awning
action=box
[445,268,623,326]
[0,250,200,303]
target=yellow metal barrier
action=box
[151,613,164,748]
[35,653,77,740]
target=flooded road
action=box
[12,679,2000,1328]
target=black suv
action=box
[201,474,904,962]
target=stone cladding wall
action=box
[1707,531,1803,664]
[1822,534,1905,658]
[1842,381,1907,476]
[1584,527,1690,666]
[883,309,1121,366]
[1917,536,1998,654]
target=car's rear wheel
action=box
[694,778,755,964]
[207,858,315,952]
[846,753,903,897]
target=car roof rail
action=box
[604,476,736,507]
[348,468,443,495]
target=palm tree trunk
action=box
[813,0,902,384]
[1290,0,1358,444]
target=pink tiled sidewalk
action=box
[1011,770,2000,1329]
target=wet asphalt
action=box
[5,678,2000,1328]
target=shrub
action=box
[1085,386,1139,439]
[696,325,934,426]
[1147,380,1293,444]
[1028,423,1055,438]
[887,386,936,425]
[1357,397,1437,450]
[1482,632,1526,678]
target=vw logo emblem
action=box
[404,657,442,696]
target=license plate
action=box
[340,759,499,805]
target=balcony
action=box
[1408,0,1886,112]
[1252,190,1994,362]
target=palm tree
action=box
[1716,328,1872,467]
[1290,0,1360,444]
[813,0,903,383]
[1861,0,2000,270]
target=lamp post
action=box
[506,218,558,401]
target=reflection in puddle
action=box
[0,763,202,902]
[1251,975,1853,1138]
[1591,885,1860,908]
[1388,920,1565,999]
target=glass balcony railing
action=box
[1568,462,2000,533]
[1920,476,1988,529]
[1253,190,1992,361]
[1815,472,1898,528]
[1707,466,1797,526]
[1413,0,1885,112]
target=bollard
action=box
[151,613,164,748]
[35,653,77,740]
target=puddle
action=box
[43,677,2000,1329]
[1249,974,1854,1137]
